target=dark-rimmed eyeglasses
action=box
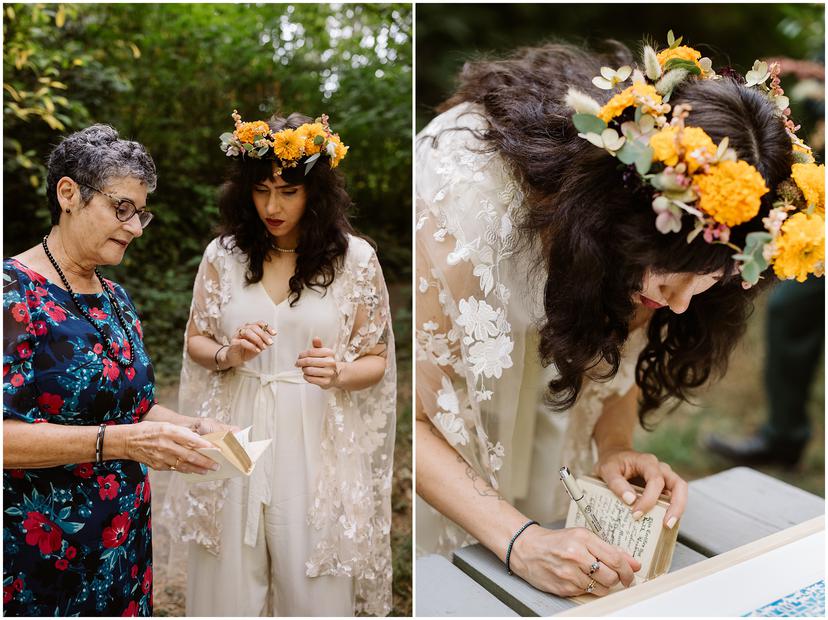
[76,181,154,228]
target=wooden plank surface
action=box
[415,554,519,617]
[451,527,707,616]
[678,467,825,556]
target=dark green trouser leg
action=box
[762,276,825,445]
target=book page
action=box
[565,479,666,579]
[181,427,272,483]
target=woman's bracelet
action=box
[95,423,107,465]
[505,519,538,575]
[214,344,229,372]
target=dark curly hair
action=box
[216,112,358,306]
[437,41,793,426]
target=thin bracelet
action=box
[214,344,229,372]
[505,519,538,575]
[95,424,106,464]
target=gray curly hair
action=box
[46,124,157,225]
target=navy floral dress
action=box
[3,258,155,616]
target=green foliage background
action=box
[417,3,825,130]
[4,3,412,381]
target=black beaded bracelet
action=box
[95,424,106,465]
[505,519,538,575]
[214,345,229,372]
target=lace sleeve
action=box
[305,236,397,616]
[159,238,234,560]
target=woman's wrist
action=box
[332,361,347,389]
[102,424,130,461]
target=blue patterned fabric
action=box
[3,258,155,616]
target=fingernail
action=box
[622,491,636,505]
[267,339,273,345]
[211,464,220,471]
[633,510,643,521]
[666,516,677,529]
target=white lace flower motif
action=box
[436,376,460,415]
[468,333,514,379]
[456,297,500,341]
[434,405,469,447]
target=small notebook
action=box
[564,475,680,599]
[181,426,271,483]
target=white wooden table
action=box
[415,467,825,617]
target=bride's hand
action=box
[510,525,641,597]
[224,321,277,367]
[296,336,341,389]
[595,448,688,529]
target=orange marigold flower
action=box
[695,160,769,227]
[656,46,703,70]
[597,83,662,123]
[234,121,271,145]
[649,126,717,173]
[272,128,304,161]
[772,211,825,282]
[329,135,349,168]
[296,122,327,156]
[791,163,825,215]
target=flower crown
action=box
[219,110,349,175]
[566,31,824,286]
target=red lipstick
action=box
[639,294,666,310]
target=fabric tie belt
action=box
[234,367,306,546]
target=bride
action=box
[163,111,396,616]
[415,33,823,597]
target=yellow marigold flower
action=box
[656,46,703,70]
[329,135,349,168]
[649,126,717,173]
[234,121,271,145]
[597,83,661,123]
[296,122,327,156]
[695,160,769,227]
[772,211,825,282]
[272,128,304,161]
[791,163,825,214]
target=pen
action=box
[559,466,605,540]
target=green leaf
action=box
[667,30,675,46]
[664,58,701,75]
[572,113,607,135]
[616,142,639,165]
[256,146,269,157]
[313,135,324,145]
[634,146,653,175]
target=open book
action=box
[565,475,679,597]
[181,426,272,483]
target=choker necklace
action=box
[41,236,135,367]
[273,245,297,254]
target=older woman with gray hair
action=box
[3,124,230,616]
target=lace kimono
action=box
[415,102,646,554]
[161,234,396,616]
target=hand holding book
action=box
[180,426,272,483]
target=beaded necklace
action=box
[41,236,134,367]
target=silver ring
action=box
[586,578,596,594]
[170,458,180,472]
[588,560,600,575]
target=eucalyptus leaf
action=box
[572,113,607,135]
[667,30,675,46]
[616,142,640,165]
[257,146,269,157]
[634,146,653,175]
[304,157,319,175]
[740,259,761,286]
[219,132,234,142]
